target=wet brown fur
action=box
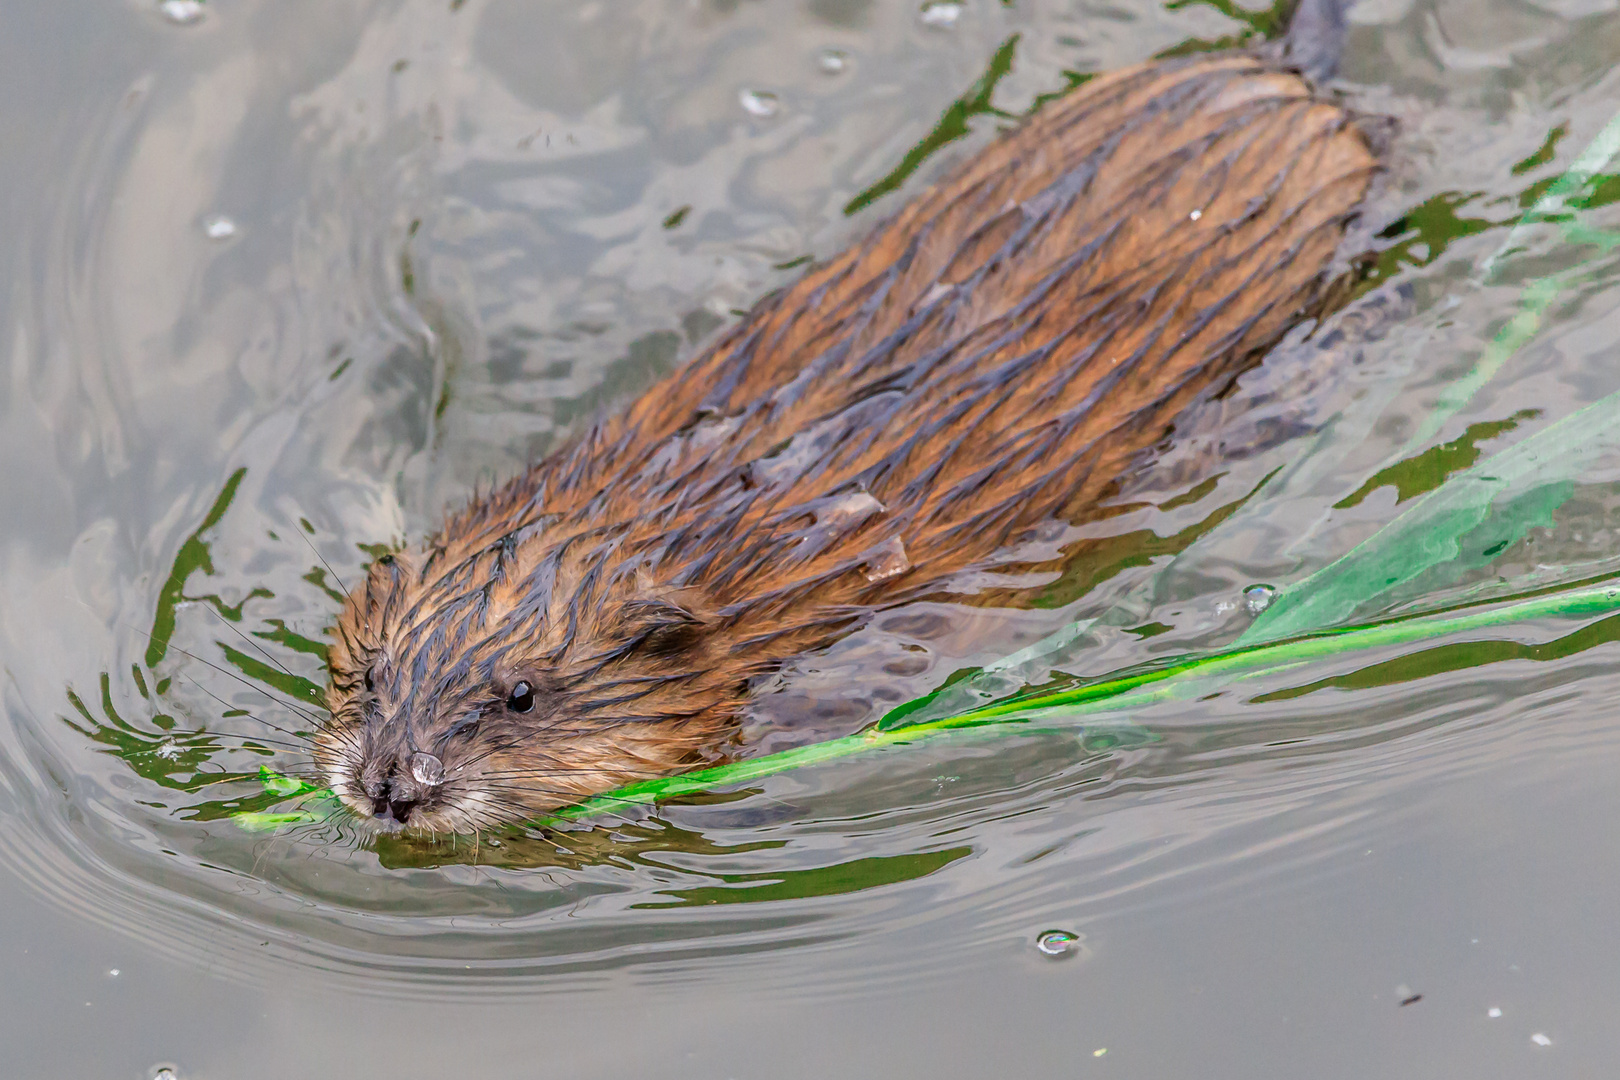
[317,52,1380,833]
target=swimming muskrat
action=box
[317,2,1382,833]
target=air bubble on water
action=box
[862,537,911,583]
[202,215,238,241]
[159,0,205,25]
[919,1,963,28]
[410,752,445,786]
[108,969,120,977]
[1034,929,1081,957]
[738,89,780,118]
[817,48,849,74]
[1488,1007,1502,1018]
[1531,1033,1551,1047]
[1243,583,1275,615]
[154,739,181,761]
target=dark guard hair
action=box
[317,45,1381,833]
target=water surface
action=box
[4,0,1620,1075]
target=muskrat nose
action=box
[369,779,418,824]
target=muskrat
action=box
[316,2,1382,833]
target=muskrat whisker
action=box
[167,640,327,728]
[446,730,554,773]
[479,792,641,828]
[471,810,574,847]
[486,782,644,804]
[482,780,604,800]
[475,759,663,778]
[169,731,313,754]
[121,619,329,729]
[201,603,309,686]
[311,718,365,752]
[475,763,656,777]
[449,725,671,772]
[171,671,321,744]
[257,765,326,782]
[291,521,351,597]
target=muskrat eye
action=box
[363,667,375,693]
[507,681,535,713]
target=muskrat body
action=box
[317,37,1381,832]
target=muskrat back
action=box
[317,48,1380,833]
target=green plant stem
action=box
[235,582,1620,832]
[539,582,1620,823]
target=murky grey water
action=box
[4,0,1620,1075]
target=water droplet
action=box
[738,89,780,118]
[1488,1007,1502,1018]
[410,752,445,786]
[1189,208,1203,221]
[1243,583,1275,615]
[1035,929,1081,957]
[202,215,237,241]
[689,413,739,448]
[919,1,962,27]
[159,0,205,25]
[817,48,850,74]
[1531,1033,1551,1047]
[862,536,911,583]
[816,490,885,528]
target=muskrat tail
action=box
[1279,0,1357,83]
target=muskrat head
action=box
[314,540,742,835]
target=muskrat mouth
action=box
[350,786,458,835]
[368,786,422,828]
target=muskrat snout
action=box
[327,711,474,833]
[358,752,445,829]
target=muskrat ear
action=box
[623,597,708,658]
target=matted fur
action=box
[316,52,1380,833]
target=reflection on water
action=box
[4,0,1620,1065]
